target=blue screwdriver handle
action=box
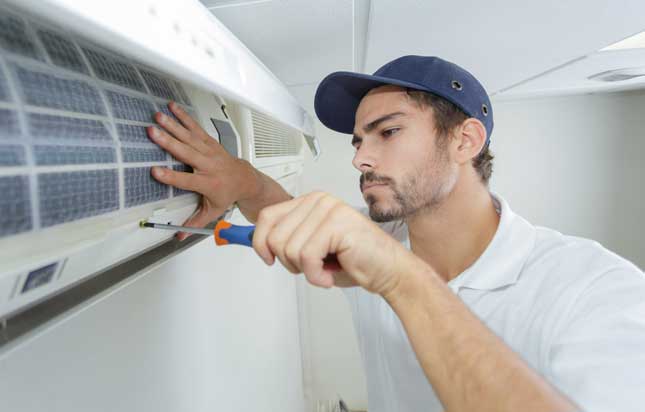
[214,220,255,247]
[213,220,340,267]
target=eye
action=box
[382,128,400,138]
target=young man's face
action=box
[352,85,458,222]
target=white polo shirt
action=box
[343,194,645,412]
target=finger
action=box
[281,194,338,272]
[252,195,308,265]
[169,102,223,153]
[168,102,204,137]
[269,192,327,271]
[300,218,343,289]
[176,207,226,241]
[155,111,211,153]
[169,102,233,153]
[170,103,233,157]
[147,127,209,168]
[151,166,204,192]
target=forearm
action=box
[235,159,293,223]
[383,256,578,412]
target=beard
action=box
[360,151,457,223]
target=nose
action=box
[352,143,376,173]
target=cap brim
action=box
[314,72,429,134]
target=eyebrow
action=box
[352,112,406,146]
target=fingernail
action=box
[149,127,159,138]
[152,166,165,177]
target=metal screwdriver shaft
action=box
[140,221,214,236]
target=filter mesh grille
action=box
[38,170,120,227]
[0,13,41,60]
[37,28,89,74]
[0,175,32,236]
[0,6,203,238]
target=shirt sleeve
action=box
[547,266,645,412]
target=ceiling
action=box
[201,0,645,115]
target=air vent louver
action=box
[251,110,302,158]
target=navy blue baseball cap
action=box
[314,55,494,146]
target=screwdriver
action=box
[140,220,254,246]
[140,219,340,266]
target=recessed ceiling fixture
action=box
[601,30,645,51]
[587,67,645,82]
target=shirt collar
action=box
[446,193,536,292]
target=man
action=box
[147,56,645,412]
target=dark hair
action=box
[405,89,494,185]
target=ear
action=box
[452,118,487,165]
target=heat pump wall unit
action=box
[0,0,314,325]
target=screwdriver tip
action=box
[139,220,154,228]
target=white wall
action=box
[297,89,645,411]
[492,91,645,269]
[0,227,305,412]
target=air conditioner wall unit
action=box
[0,0,314,323]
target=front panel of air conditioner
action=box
[0,1,310,321]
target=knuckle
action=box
[329,203,351,219]
[256,208,270,224]
[162,170,175,184]
[285,243,300,263]
[267,231,283,248]
[318,195,339,209]
[299,248,313,266]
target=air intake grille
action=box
[251,110,302,158]
[0,5,198,239]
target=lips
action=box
[362,183,386,191]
